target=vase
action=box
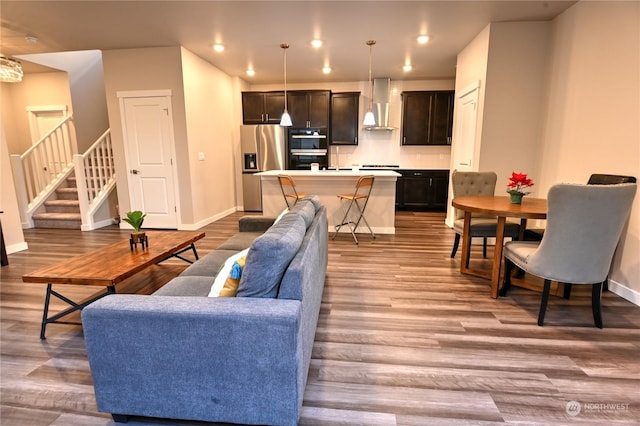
[509,193,523,204]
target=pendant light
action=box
[363,40,376,127]
[0,56,23,83]
[280,43,292,127]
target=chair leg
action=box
[537,279,552,326]
[482,237,488,258]
[592,282,604,329]
[450,234,460,258]
[500,258,514,297]
[563,283,572,299]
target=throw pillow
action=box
[208,248,249,297]
[218,255,247,297]
[237,213,306,298]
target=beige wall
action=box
[180,48,237,226]
[68,54,109,152]
[102,46,188,223]
[102,46,240,229]
[1,72,73,154]
[538,1,639,298]
[0,124,27,254]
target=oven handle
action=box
[290,135,327,139]
[290,149,327,156]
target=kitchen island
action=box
[257,170,400,234]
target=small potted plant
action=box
[123,210,147,249]
[506,172,534,204]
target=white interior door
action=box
[453,83,480,171]
[120,94,178,229]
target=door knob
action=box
[130,169,140,174]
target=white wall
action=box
[250,79,455,170]
[538,1,640,300]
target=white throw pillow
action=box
[208,248,250,297]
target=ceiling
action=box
[1,1,576,84]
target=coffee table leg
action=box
[40,284,116,340]
[40,284,53,340]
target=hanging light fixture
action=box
[363,40,376,127]
[280,43,292,127]
[0,55,24,83]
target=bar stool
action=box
[278,175,306,209]
[333,175,375,244]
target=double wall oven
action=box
[287,128,328,170]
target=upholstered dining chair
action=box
[501,183,637,328]
[277,175,306,209]
[450,170,520,267]
[524,173,637,241]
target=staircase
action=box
[32,175,82,229]
[11,122,116,231]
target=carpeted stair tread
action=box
[45,199,80,206]
[33,212,82,220]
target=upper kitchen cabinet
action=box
[401,91,454,146]
[287,90,330,128]
[242,91,285,124]
[330,92,360,145]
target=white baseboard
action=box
[178,207,237,231]
[7,241,28,254]
[608,279,640,307]
[81,218,115,231]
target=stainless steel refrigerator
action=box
[241,125,286,211]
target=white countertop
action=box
[257,169,401,178]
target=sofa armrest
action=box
[82,295,303,426]
[238,215,276,232]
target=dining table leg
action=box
[490,216,506,298]
[460,211,472,275]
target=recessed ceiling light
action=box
[403,64,413,72]
[311,39,323,48]
[213,44,225,52]
[322,66,331,74]
[417,35,430,44]
[246,69,255,77]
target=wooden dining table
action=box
[451,195,547,298]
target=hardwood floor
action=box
[1,211,639,425]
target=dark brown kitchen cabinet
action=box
[287,90,330,128]
[330,92,360,145]
[395,169,449,211]
[401,91,454,145]
[242,91,285,124]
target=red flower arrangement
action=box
[507,172,534,195]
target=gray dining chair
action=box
[450,170,520,267]
[501,183,637,328]
[524,173,637,241]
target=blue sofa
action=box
[82,197,328,426]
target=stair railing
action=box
[73,129,116,231]
[10,116,76,227]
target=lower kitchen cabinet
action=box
[396,169,449,211]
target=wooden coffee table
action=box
[23,230,205,339]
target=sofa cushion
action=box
[179,249,240,277]
[217,232,262,251]
[208,248,249,297]
[288,199,315,229]
[153,276,214,297]
[237,213,306,298]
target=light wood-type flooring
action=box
[1,211,639,425]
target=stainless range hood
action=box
[365,77,396,131]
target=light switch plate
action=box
[198,152,205,161]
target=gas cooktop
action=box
[361,164,400,169]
